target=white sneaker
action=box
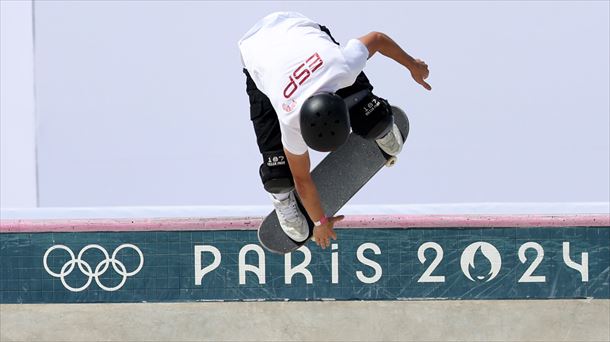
[376,123,403,156]
[270,192,309,242]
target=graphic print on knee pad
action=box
[259,150,294,194]
[349,93,394,140]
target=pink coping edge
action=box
[1,214,609,233]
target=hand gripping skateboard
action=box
[258,91,410,254]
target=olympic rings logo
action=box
[43,244,144,292]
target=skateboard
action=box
[258,91,410,254]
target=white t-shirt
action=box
[238,12,369,155]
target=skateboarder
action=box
[239,12,431,249]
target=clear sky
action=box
[3,1,609,207]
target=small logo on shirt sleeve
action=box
[282,99,297,113]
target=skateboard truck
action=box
[385,156,398,167]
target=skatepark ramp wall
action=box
[1,205,609,341]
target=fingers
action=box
[418,69,431,90]
[313,234,322,248]
[329,216,341,240]
[312,229,337,249]
[330,215,344,223]
[414,59,431,91]
[313,230,328,249]
[416,59,428,69]
[321,229,336,248]
[329,227,337,240]
[312,215,344,249]
[316,236,331,249]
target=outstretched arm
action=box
[359,32,432,91]
[284,149,343,249]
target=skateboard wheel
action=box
[385,156,398,167]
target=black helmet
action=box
[300,92,350,152]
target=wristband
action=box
[314,216,329,227]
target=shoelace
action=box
[277,198,300,222]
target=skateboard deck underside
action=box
[258,106,409,254]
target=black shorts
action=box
[243,24,376,155]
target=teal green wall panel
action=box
[1,227,608,303]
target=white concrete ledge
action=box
[1,300,608,342]
[1,214,608,233]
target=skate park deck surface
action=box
[1,207,609,341]
[2,300,609,341]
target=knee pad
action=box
[349,94,394,140]
[259,150,294,194]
